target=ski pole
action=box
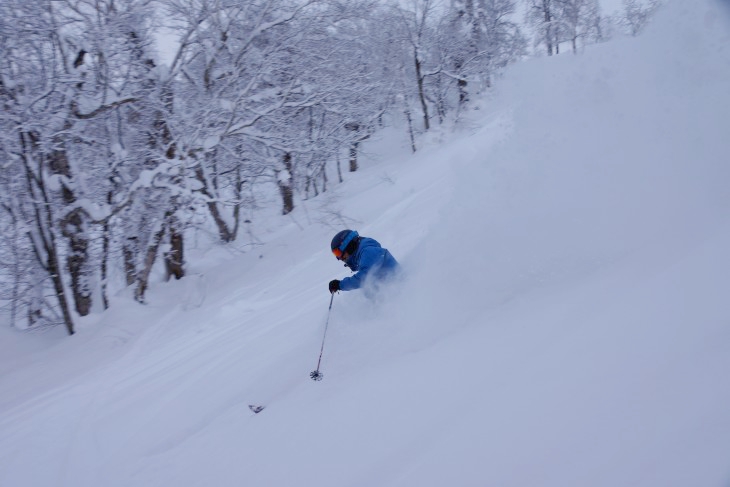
[310,293,335,381]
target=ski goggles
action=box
[332,230,357,260]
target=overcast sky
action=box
[601,0,625,14]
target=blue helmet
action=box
[331,229,359,258]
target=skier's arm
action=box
[339,265,370,290]
[339,248,381,291]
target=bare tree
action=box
[621,0,661,36]
[0,0,532,335]
[525,0,560,55]
[392,0,441,131]
[0,0,170,329]
[443,0,525,108]
[556,0,602,53]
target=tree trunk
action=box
[47,234,76,335]
[349,142,359,172]
[205,198,235,242]
[458,78,469,104]
[134,216,168,303]
[62,208,92,316]
[454,59,469,105]
[232,166,243,239]
[345,123,361,172]
[49,141,92,317]
[434,76,446,125]
[27,268,45,328]
[195,166,239,242]
[165,215,184,281]
[100,221,110,310]
[277,153,295,214]
[124,236,138,286]
[544,0,554,55]
[336,152,343,183]
[404,105,417,153]
[8,214,20,329]
[414,54,430,131]
[20,131,76,334]
[40,187,76,334]
[100,190,113,310]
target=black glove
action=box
[329,279,340,294]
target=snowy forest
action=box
[1,0,660,335]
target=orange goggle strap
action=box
[332,231,358,259]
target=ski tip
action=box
[249,405,265,414]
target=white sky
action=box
[601,0,625,14]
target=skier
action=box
[328,229,399,294]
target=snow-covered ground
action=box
[2,1,729,486]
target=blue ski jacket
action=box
[339,237,399,291]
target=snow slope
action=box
[2,1,730,486]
